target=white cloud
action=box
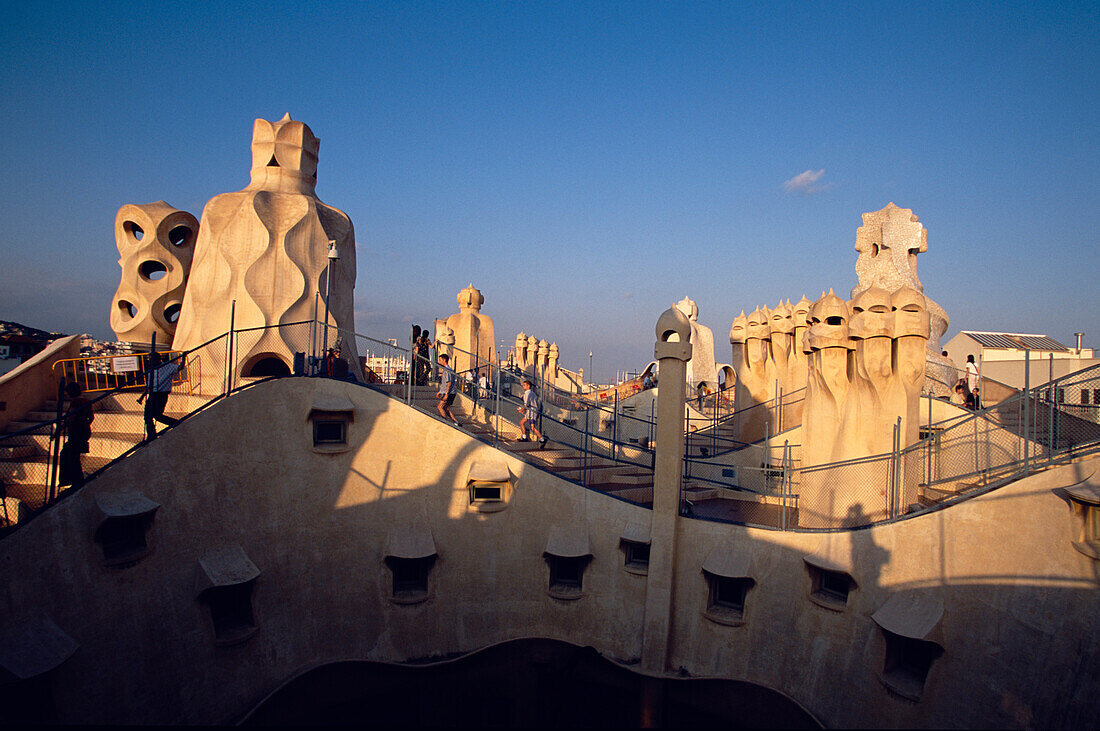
[783,169,828,194]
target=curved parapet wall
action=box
[110,202,197,346]
[0,379,1096,727]
[0,334,80,430]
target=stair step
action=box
[683,484,719,501]
[0,461,50,488]
[554,464,638,480]
[0,497,26,527]
[608,468,653,486]
[602,486,653,504]
[3,483,52,511]
[3,421,47,434]
[97,391,211,412]
[919,484,961,502]
[0,443,41,459]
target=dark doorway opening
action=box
[239,638,820,727]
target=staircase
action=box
[409,386,656,505]
[0,390,204,522]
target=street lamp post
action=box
[321,240,339,368]
[588,351,593,392]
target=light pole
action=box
[321,240,339,366]
[588,351,593,392]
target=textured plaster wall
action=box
[0,379,1096,727]
[0,335,80,430]
[0,379,648,724]
[668,458,1100,728]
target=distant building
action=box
[0,321,66,375]
[78,336,138,375]
[943,330,1098,391]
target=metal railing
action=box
[680,363,1100,531]
[1,331,234,527]
[1,320,664,531]
[405,338,657,503]
[52,350,192,393]
[9,314,1096,536]
[682,387,805,459]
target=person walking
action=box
[138,351,179,440]
[436,353,460,425]
[518,379,547,448]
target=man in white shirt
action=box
[436,353,459,425]
[137,351,180,439]
[517,379,547,448]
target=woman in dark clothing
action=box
[58,381,93,488]
[415,331,432,385]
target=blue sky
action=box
[1,1,1097,382]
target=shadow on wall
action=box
[3,379,1098,727]
[237,637,822,728]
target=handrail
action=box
[9,318,1099,537]
[682,361,1100,531]
[2,338,225,533]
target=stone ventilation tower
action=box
[851,202,952,394]
[110,202,198,346]
[672,296,718,395]
[436,284,496,377]
[171,114,360,385]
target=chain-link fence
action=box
[0,418,55,522]
[402,339,657,505]
[681,441,801,529]
[10,317,1098,535]
[684,387,805,459]
[680,363,1100,531]
[1,334,231,528]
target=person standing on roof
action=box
[518,379,547,448]
[965,354,980,394]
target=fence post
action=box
[781,440,790,529]
[683,426,690,481]
[712,385,718,455]
[926,395,933,490]
[583,406,589,485]
[777,386,784,433]
[1048,353,1055,461]
[973,415,980,478]
[225,300,236,397]
[650,399,655,446]
[1023,350,1030,474]
[891,417,901,519]
[494,362,501,447]
[47,377,66,503]
[310,291,319,374]
[613,389,618,461]
[764,418,771,477]
[406,332,414,406]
